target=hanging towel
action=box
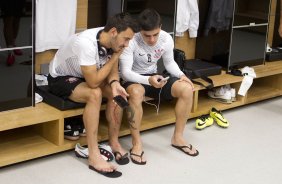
[176,0,199,38]
[35,0,77,53]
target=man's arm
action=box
[107,53,121,85]
[162,35,184,78]
[119,45,151,85]
[82,52,120,88]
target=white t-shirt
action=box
[120,30,184,85]
[49,27,111,78]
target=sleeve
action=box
[162,35,184,78]
[119,42,151,85]
[188,0,199,38]
[72,37,97,66]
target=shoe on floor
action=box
[196,115,214,130]
[130,149,146,165]
[99,144,115,161]
[210,107,229,128]
[74,143,88,158]
[74,143,114,161]
[89,165,122,178]
[171,144,199,156]
[114,152,129,165]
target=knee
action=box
[87,88,102,103]
[176,83,193,100]
[127,85,145,103]
[182,84,193,99]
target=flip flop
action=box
[114,152,130,165]
[130,149,147,165]
[171,144,199,156]
[88,165,122,178]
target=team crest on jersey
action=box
[154,49,164,59]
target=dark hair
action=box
[104,12,139,33]
[138,8,162,31]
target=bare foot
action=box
[130,145,146,164]
[88,155,116,172]
[171,136,198,155]
[109,142,127,160]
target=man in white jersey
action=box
[120,9,198,165]
[48,13,139,178]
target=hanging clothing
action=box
[35,0,77,52]
[175,0,199,38]
[204,0,234,36]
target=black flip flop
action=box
[129,149,147,165]
[88,165,122,178]
[114,152,130,165]
[171,144,199,156]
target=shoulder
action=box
[78,27,103,41]
[73,27,103,50]
[158,30,174,49]
[126,33,141,50]
[159,30,173,42]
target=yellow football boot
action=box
[210,107,229,128]
[196,115,214,130]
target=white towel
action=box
[35,0,77,53]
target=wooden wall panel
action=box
[175,32,196,59]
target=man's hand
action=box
[179,74,194,91]
[111,81,129,99]
[148,75,167,88]
[111,48,125,61]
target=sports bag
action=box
[174,49,222,89]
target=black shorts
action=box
[122,74,179,101]
[47,75,85,99]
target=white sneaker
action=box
[208,86,232,104]
[230,88,236,102]
[74,143,114,161]
[75,143,88,158]
[222,85,236,102]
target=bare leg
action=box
[70,83,116,172]
[126,84,146,163]
[102,84,127,157]
[170,81,198,154]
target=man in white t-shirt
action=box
[120,9,198,165]
[48,13,139,178]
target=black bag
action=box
[174,49,222,89]
[173,48,185,71]
[183,59,222,89]
[183,59,222,79]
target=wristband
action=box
[109,79,119,86]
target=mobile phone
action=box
[160,76,170,82]
[113,95,129,109]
